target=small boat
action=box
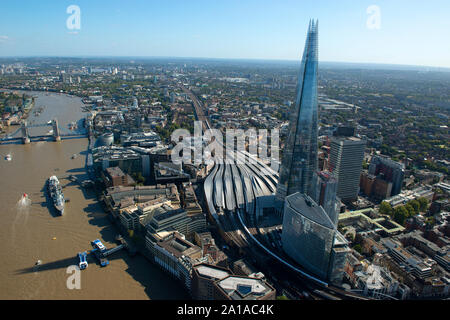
[78,252,88,270]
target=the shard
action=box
[276,20,319,202]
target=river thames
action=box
[0,91,188,299]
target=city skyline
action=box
[0,1,449,303]
[1,1,450,69]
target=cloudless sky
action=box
[0,0,449,68]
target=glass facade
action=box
[368,155,405,196]
[276,20,319,201]
[329,137,366,201]
[281,193,335,280]
[309,171,338,227]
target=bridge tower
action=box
[21,121,30,144]
[52,119,61,141]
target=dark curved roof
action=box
[286,193,334,229]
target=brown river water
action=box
[0,91,188,299]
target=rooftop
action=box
[105,166,125,178]
[153,206,186,222]
[216,276,274,300]
[332,136,365,144]
[157,232,201,259]
[339,209,405,234]
[195,264,230,281]
[286,193,334,229]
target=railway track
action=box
[187,85,368,301]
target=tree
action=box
[425,216,435,227]
[353,244,362,254]
[394,206,409,225]
[405,203,416,218]
[409,200,420,215]
[379,201,393,217]
[417,197,429,212]
[132,172,145,186]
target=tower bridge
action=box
[1,118,87,144]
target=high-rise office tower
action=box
[368,155,405,197]
[329,136,366,202]
[279,21,350,285]
[281,192,350,284]
[276,20,319,202]
[281,193,335,280]
[309,170,339,226]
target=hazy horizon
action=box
[2,55,450,73]
[1,1,450,69]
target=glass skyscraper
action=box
[276,20,319,202]
[281,193,335,280]
[309,170,339,227]
[279,22,350,284]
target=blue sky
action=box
[0,0,449,68]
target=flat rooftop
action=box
[216,276,273,300]
[105,166,125,177]
[195,265,230,281]
[153,206,186,222]
[158,233,200,259]
[339,209,405,234]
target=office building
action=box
[118,197,172,231]
[145,231,203,292]
[385,186,434,208]
[329,136,366,202]
[360,171,393,200]
[328,231,351,285]
[60,72,72,84]
[103,166,135,187]
[213,275,276,300]
[92,146,150,178]
[95,132,114,147]
[276,20,319,202]
[281,192,336,280]
[354,263,400,299]
[309,170,339,226]
[193,231,228,267]
[154,162,190,184]
[103,184,180,218]
[369,155,405,197]
[121,131,161,147]
[191,264,232,300]
[146,204,206,238]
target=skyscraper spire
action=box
[276,20,319,203]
